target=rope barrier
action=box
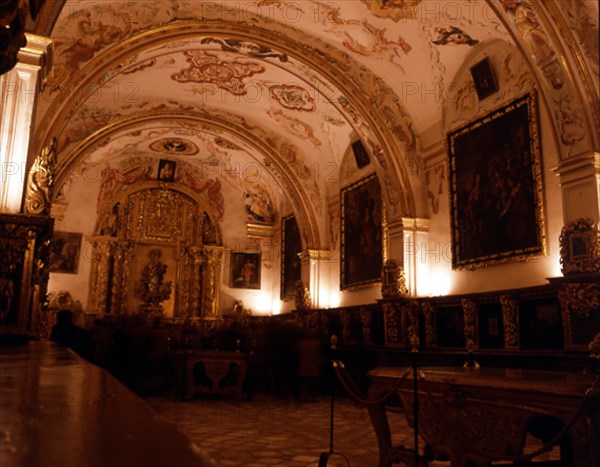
[333,360,410,406]
[333,354,600,465]
[333,361,365,398]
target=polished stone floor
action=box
[146,395,558,467]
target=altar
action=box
[367,366,600,467]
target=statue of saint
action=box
[138,248,172,314]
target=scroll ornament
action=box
[381,259,408,298]
[500,295,519,348]
[359,307,373,344]
[294,279,311,310]
[461,298,478,347]
[24,138,57,216]
[558,283,600,319]
[559,218,600,275]
[421,301,436,348]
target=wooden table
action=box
[367,366,600,467]
[170,349,247,400]
[0,341,215,467]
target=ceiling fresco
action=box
[29,0,599,250]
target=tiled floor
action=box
[146,395,413,467]
[146,395,559,467]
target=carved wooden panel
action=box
[0,214,53,335]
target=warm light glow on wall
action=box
[550,252,563,278]
[271,299,281,315]
[416,261,431,296]
[251,292,273,315]
[328,291,341,309]
[429,270,452,296]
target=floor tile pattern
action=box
[146,396,558,467]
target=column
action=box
[0,34,52,213]
[554,152,600,223]
[298,249,334,309]
[401,217,430,296]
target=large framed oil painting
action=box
[230,252,261,289]
[281,215,302,299]
[341,174,384,289]
[49,231,82,274]
[448,93,545,270]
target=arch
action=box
[485,0,598,158]
[53,110,323,249]
[35,18,419,220]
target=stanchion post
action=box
[411,346,419,467]
[318,335,350,467]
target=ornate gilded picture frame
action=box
[281,215,302,299]
[230,252,261,289]
[559,218,600,275]
[340,173,384,289]
[448,93,545,270]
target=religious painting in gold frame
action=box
[49,231,82,274]
[448,93,546,270]
[230,252,261,289]
[340,174,384,289]
[281,215,302,299]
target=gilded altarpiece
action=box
[0,214,53,335]
[87,187,222,319]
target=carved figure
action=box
[294,279,311,310]
[381,259,408,297]
[138,248,172,313]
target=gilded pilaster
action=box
[461,299,478,350]
[500,295,519,349]
[421,300,436,348]
[187,246,204,318]
[201,246,224,319]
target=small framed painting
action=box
[230,252,261,289]
[49,231,82,274]
[470,57,499,101]
[157,159,176,182]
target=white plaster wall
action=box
[47,169,102,306]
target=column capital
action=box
[552,151,600,223]
[18,34,53,82]
[553,152,600,179]
[401,217,430,232]
[298,249,331,262]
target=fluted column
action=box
[401,217,430,296]
[298,248,333,309]
[0,34,52,213]
[554,152,600,224]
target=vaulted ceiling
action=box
[25,0,600,249]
